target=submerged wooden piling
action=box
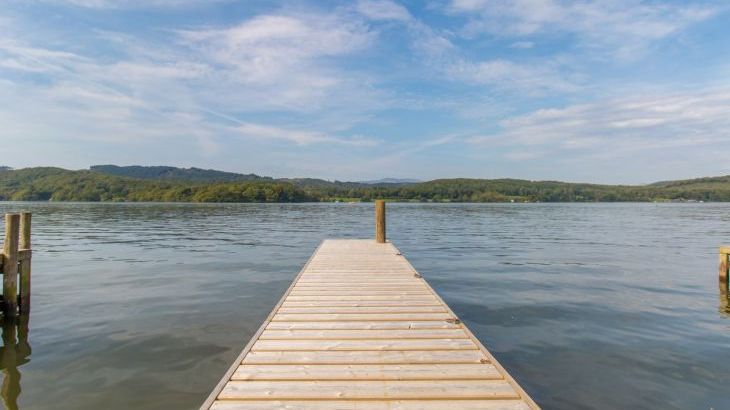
[19,213,31,314]
[0,213,32,317]
[2,215,19,316]
[375,200,386,243]
[720,246,730,289]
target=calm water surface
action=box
[0,202,728,409]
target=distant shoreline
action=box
[1,166,728,203]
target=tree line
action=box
[1,167,729,202]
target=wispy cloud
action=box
[178,13,373,84]
[27,0,228,9]
[356,0,412,21]
[234,122,378,146]
[447,58,580,94]
[469,89,730,156]
[0,9,385,156]
[448,0,720,60]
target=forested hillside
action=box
[1,166,729,202]
[90,165,269,183]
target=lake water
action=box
[0,202,728,410]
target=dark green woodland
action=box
[1,166,728,202]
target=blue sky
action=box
[1,0,729,183]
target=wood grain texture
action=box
[242,350,487,365]
[218,379,519,400]
[259,328,468,339]
[211,400,532,410]
[232,364,502,381]
[202,239,538,409]
[375,200,386,243]
[19,212,31,314]
[251,338,477,351]
[265,321,461,330]
[2,213,19,315]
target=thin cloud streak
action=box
[469,89,730,158]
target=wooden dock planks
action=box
[202,239,539,409]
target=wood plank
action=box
[294,283,422,287]
[232,363,502,381]
[292,287,428,292]
[242,350,487,364]
[288,291,432,296]
[211,400,531,410]
[218,379,519,400]
[266,321,461,330]
[296,278,419,282]
[259,329,468,340]
[281,300,441,307]
[285,295,438,301]
[277,306,446,314]
[293,284,425,289]
[251,339,477,351]
[272,313,453,322]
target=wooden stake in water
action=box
[375,200,386,243]
[19,213,31,314]
[3,214,20,316]
[720,246,730,288]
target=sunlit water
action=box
[0,202,728,410]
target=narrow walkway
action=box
[202,239,538,409]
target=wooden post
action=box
[375,200,386,243]
[2,214,19,316]
[720,246,730,289]
[19,213,31,314]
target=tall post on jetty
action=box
[19,213,31,314]
[720,246,730,289]
[2,214,19,316]
[375,200,386,243]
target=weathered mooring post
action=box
[2,215,19,316]
[375,200,386,243]
[19,213,31,314]
[720,246,729,289]
[1,213,32,317]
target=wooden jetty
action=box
[202,203,538,409]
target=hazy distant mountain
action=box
[90,165,270,183]
[358,178,421,185]
[91,165,418,189]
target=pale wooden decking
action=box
[202,239,539,410]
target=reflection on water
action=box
[720,283,730,317]
[0,317,30,410]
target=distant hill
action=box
[90,165,270,183]
[648,175,730,188]
[358,178,421,185]
[2,166,730,202]
[0,167,311,202]
[91,165,418,189]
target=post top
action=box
[720,246,730,254]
